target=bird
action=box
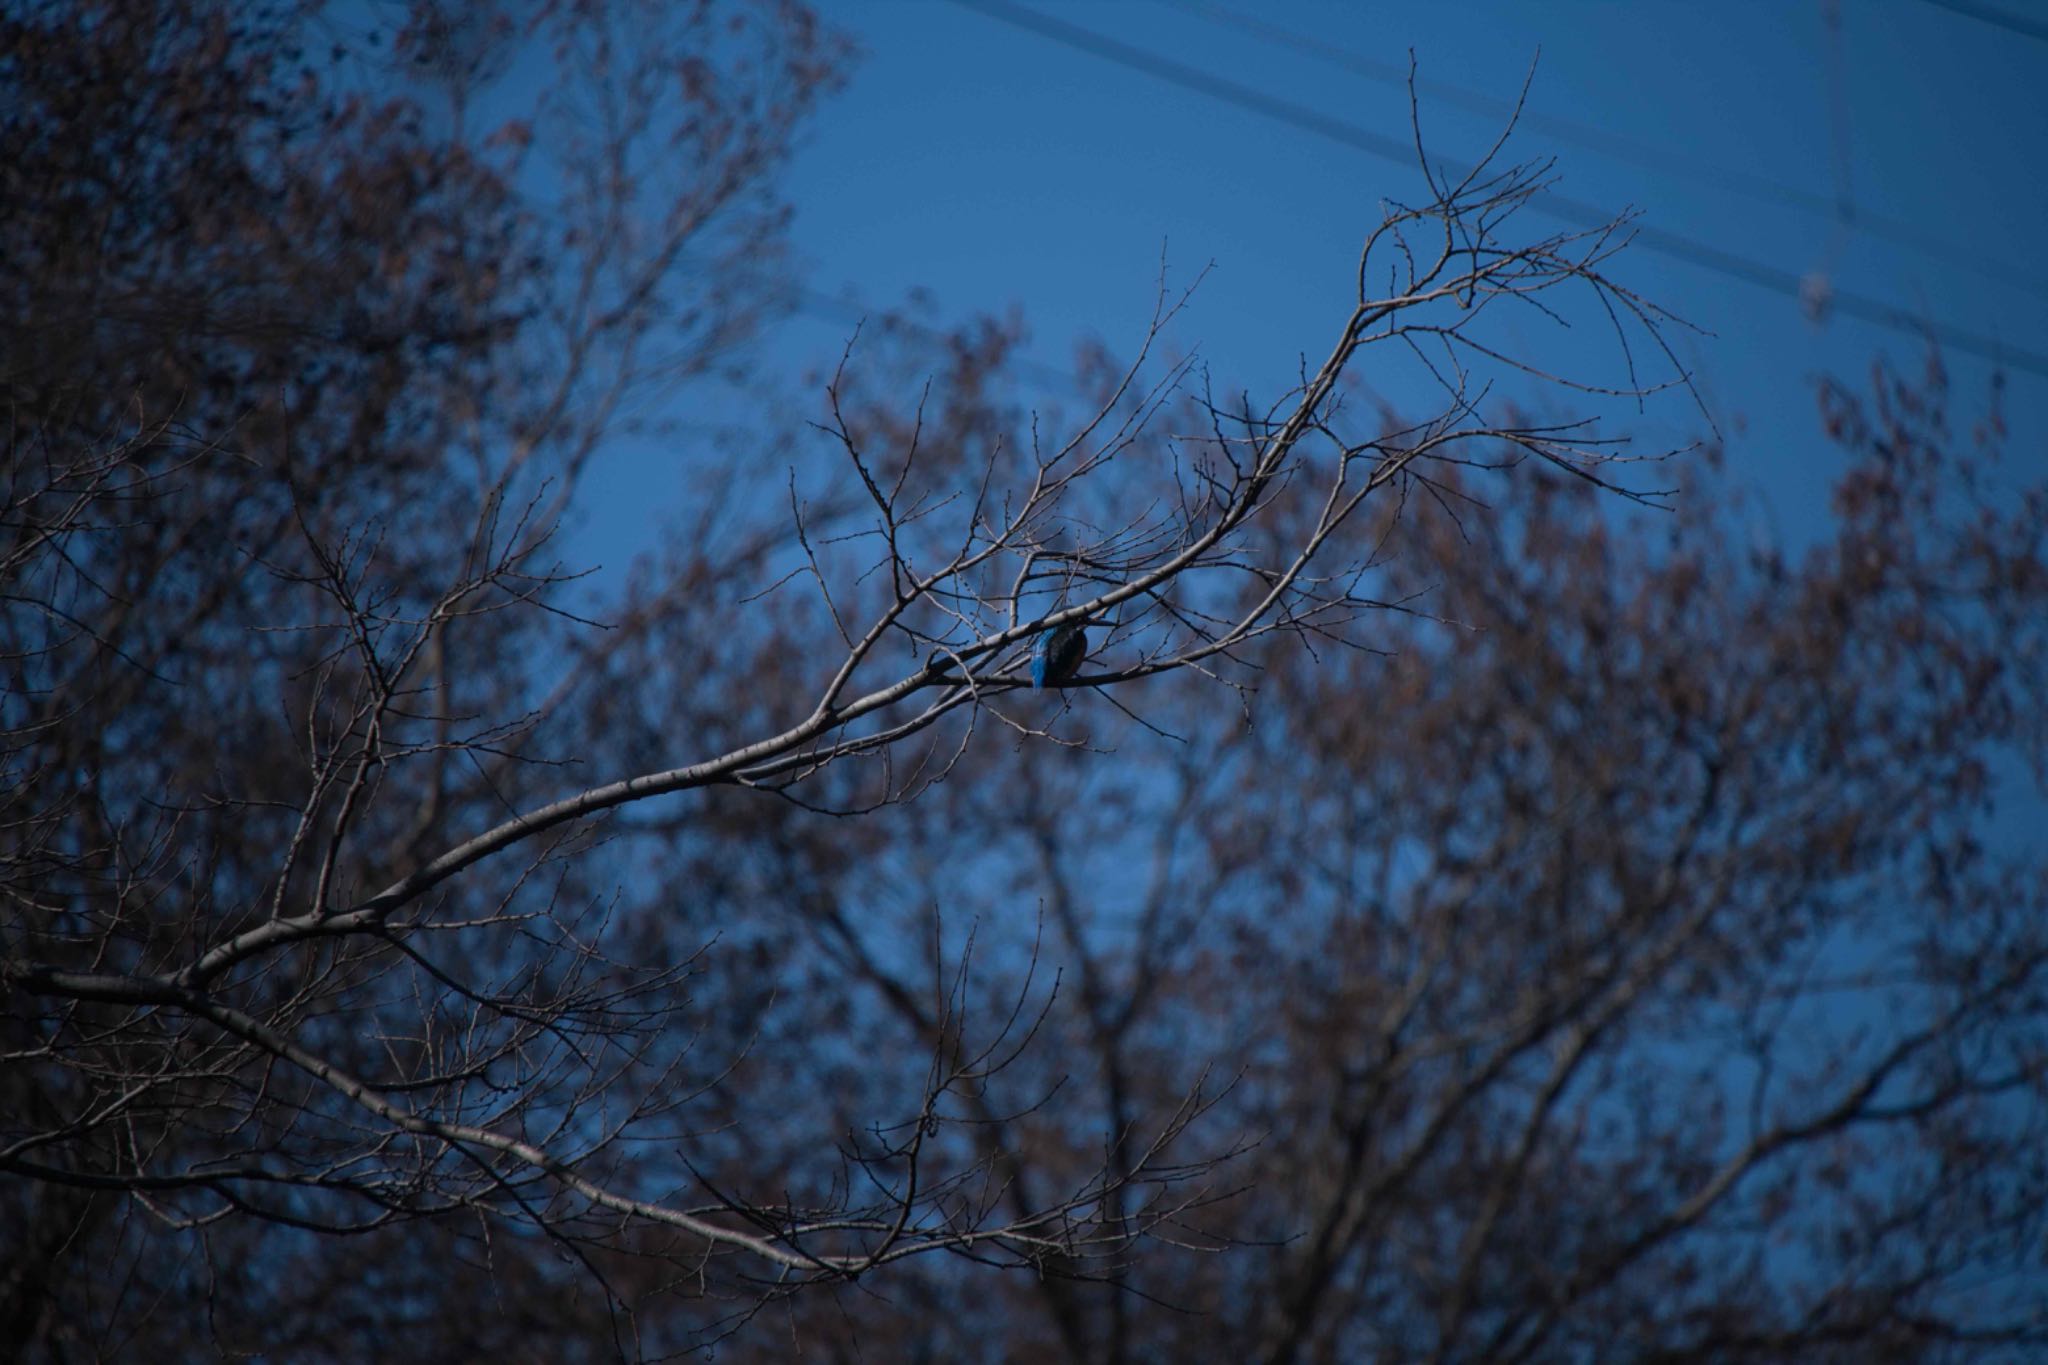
[1030,620,1088,690]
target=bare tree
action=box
[0,6,1725,1357]
[733,350,2048,1363]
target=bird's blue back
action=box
[1031,622,1087,690]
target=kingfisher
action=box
[1030,620,1088,690]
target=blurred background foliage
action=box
[2,1,2044,1360]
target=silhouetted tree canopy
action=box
[3,2,2044,1361]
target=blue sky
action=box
[750,9,2047,1292]
[723,0,2046,536]
[575,0,2041,861]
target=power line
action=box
[1163,0,2048,303]
[1914,0,2048,44]
[948,0,2048,382]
